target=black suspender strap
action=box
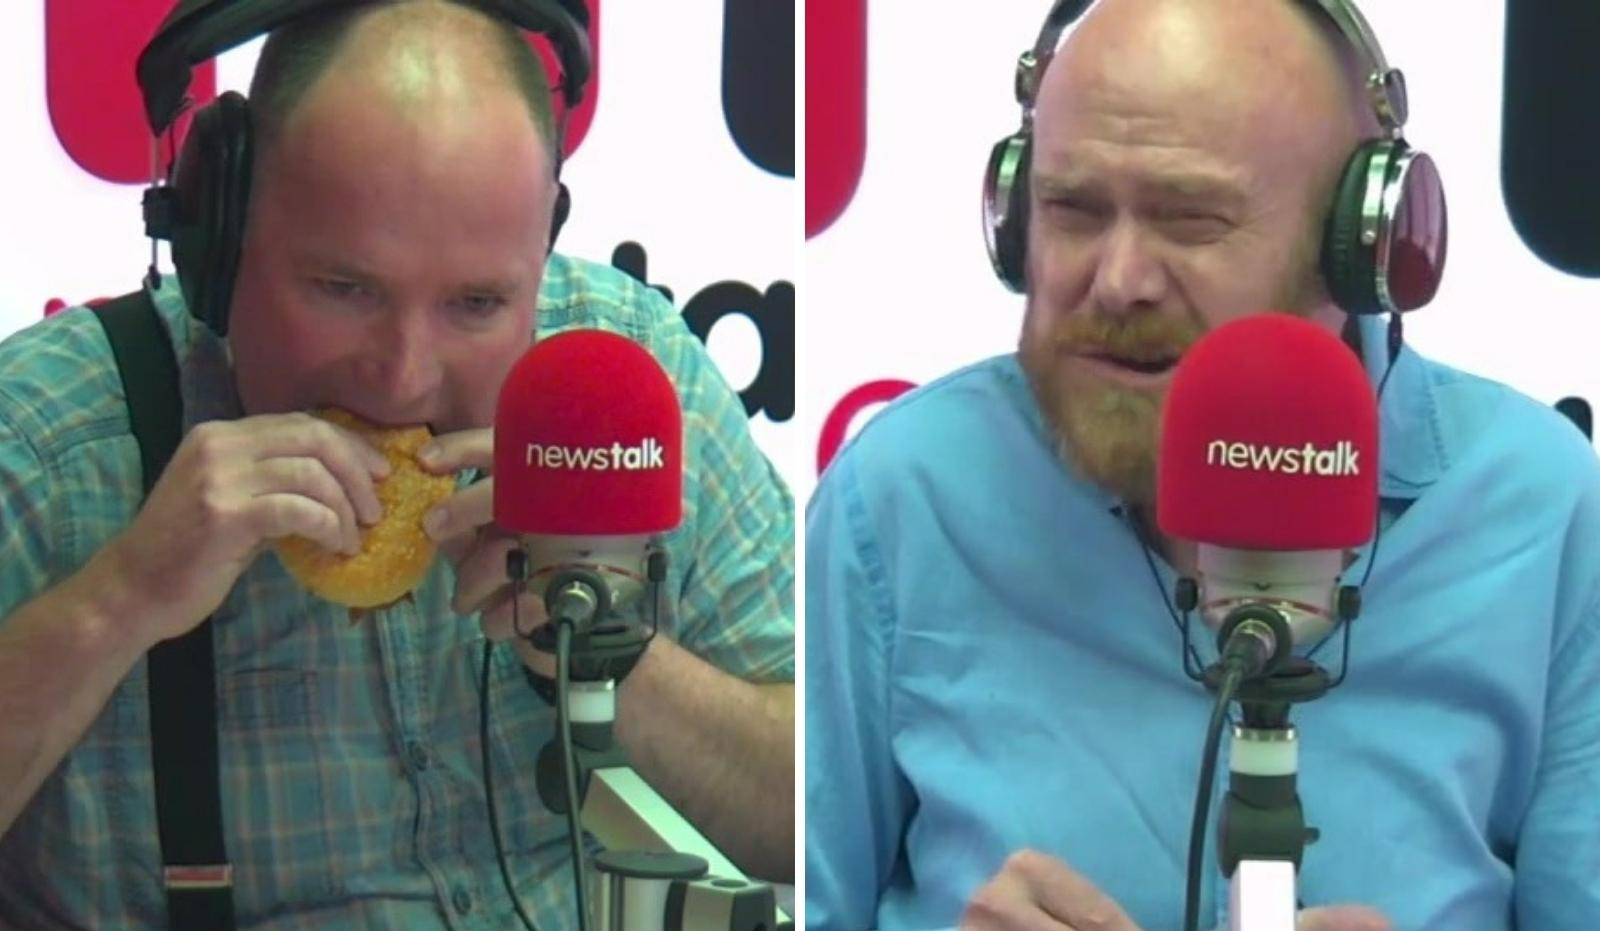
[92,291,237,931]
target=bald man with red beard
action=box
[806,2,1600,930]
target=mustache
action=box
[1048,316,1203,363]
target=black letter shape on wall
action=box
[611,241,675,303]
[1556,396,1593,441]
[722,0,795,177]
[683,281,795,423]
[1502,0,1600,277]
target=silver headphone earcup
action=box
[984,132,1032,292]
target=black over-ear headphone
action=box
[982,0,1448,317]
[136,0,592,337]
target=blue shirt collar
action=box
[1355,313,1444,499]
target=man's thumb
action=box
[1298,904,1391,931]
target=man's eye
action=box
[1041,197,1109,229]
[1045,197,1099,215]
[1160,214,1232,242]
[316,278,368,300]
[456,294,509,316]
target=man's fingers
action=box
[249,494,347,556]
[238,414,387,524]
[246,413,392,480]
[425,478,495,545]
[1008,851,1139,931]
[450,535,523,615]
[482,594,555,678]
[438,532,475,567]
[961,870,1068,931]
[960,851,1137,931]
[418,427,493,475]
[480,589,549,642]
[253,457,364,554]
[1298,905,1391,931]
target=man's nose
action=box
[371,314,444,403]
[1089,219,1168,318]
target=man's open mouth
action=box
[1085,352,1181,375]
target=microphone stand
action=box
[1177,581,1359,931]
[1201,659,1329,931]
[512,551,785,931]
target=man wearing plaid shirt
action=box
[0,3,795,929]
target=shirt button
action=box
[408,741,430,772]
[452,885,473,915]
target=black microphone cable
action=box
[1182,659,1245,931]
[553,618,593,931]
[478,549,603,931]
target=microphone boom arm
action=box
[515,548,787,931]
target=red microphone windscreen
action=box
[493,330,684,535]
[1157,313,1379,550]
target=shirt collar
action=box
[1355,313,1445,499]
[146,273,245,433]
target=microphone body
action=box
[493,328,685,634]
[529,534,654,628]
[1158,312,1379,668]
[1196,546,1345,662]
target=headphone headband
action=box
[137,0,591,136]
[1301,0,1408,131]
[1013,0,1091,120]
[982,0,1447,312]
[1014,0,1406,133]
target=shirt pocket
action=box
[465,640,571,858]
[216,667,347,909]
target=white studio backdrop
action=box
[803,0,1600,506]
[0,0,799,494]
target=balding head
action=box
[1016,0,1391,508]
[249,0,559,173]
[1042,0,1380,163]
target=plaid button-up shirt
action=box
[0,253,794,930]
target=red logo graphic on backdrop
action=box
[46,0,600,185]
[47,0,212,184]
[806,0,866,239]
[817,379,917,475]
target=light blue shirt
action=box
[805,314,1600,931]
[0,253,795,931]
